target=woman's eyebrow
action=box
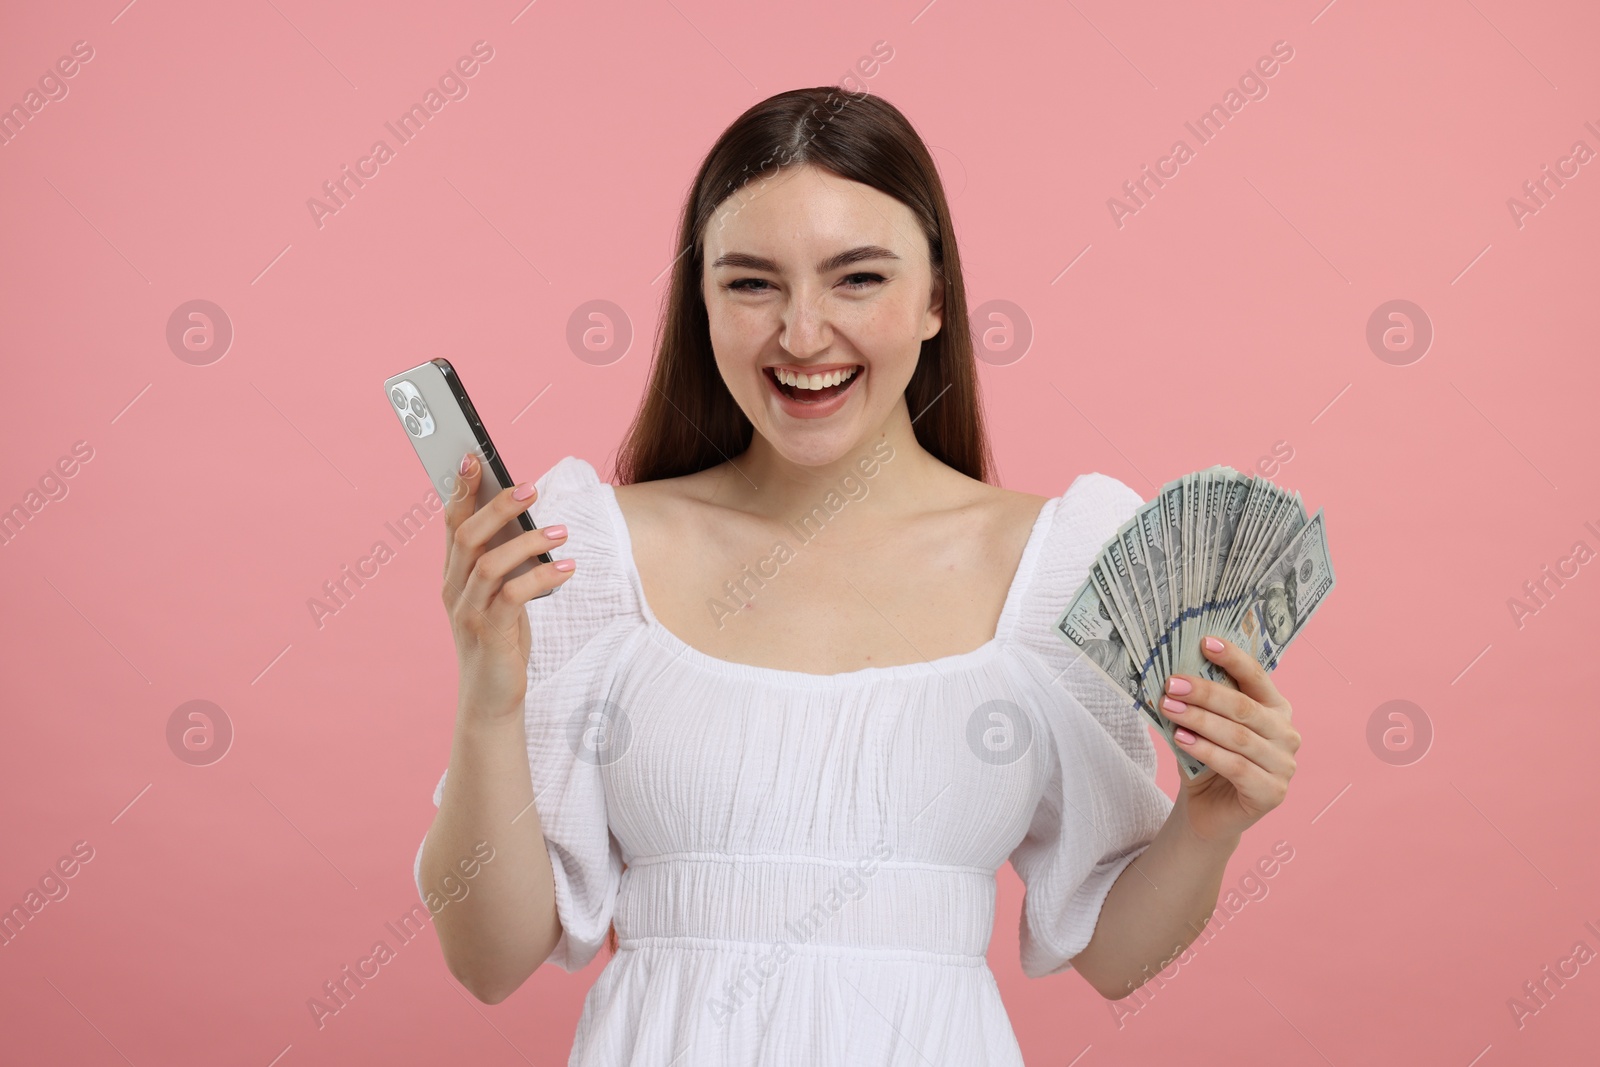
[709,245,901,273]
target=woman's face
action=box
[700,163,943,467]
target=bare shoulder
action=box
[609,475,672,538]
[976,482,1050,525]
[610,467,722,514]
[610,467,733,546]
[953,480,1051,553]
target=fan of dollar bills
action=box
[1053,465,1335,779]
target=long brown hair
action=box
[601,87,993,960]
[610,85,993,487]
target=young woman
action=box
[415,86,1299,1065]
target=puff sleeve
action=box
[1007,473,1175,979]
[413,455,643,972]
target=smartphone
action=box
[382,358,556,596]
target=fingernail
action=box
[1161,696,1187,715]
[1166,676,1192,696]
[1204,637,1223,653]
[553,558,576,572]
[1175,727,1197,744]
[513,483,536,501]
[460,455,475,474]
[543,524,567,539]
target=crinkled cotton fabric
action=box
[415,455,1174,1065]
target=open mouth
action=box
[764,364,862,405]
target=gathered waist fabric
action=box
[613,852,998,962]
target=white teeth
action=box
[775,366,858,390]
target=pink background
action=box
[2,0,1596,1063]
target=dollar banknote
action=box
[1054,467,1336,780]
[1208,509,1335,680]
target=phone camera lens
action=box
[391,387,407,409]
[404,413,422,436]
[409,396,428,418]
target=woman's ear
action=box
[921,272,945,341]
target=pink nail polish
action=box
[543,524,568,539]
[1175,727,1197,744]
[1204,637,1223,653]
[553,558,576,572]
[1166,676,1193,696]
[460,455,474,474]
[1161,696,1187,715]
[513,483,536,501]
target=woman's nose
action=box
[779,290,832,358]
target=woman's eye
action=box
[724,273,883,293]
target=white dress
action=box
[415,455,1174,1065]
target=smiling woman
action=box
[414,86,1288,1067]
[615,94,985,484]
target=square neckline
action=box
[599,480,1062,686]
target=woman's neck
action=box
[711,400,964,524]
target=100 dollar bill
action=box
[1055,578,1208,779]
[1202,508,1335,684]
[1056,505,1335,780]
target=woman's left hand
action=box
[1162,636,1300,844]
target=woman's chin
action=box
[753,417,877,469]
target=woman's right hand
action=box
[442,454,576,723]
